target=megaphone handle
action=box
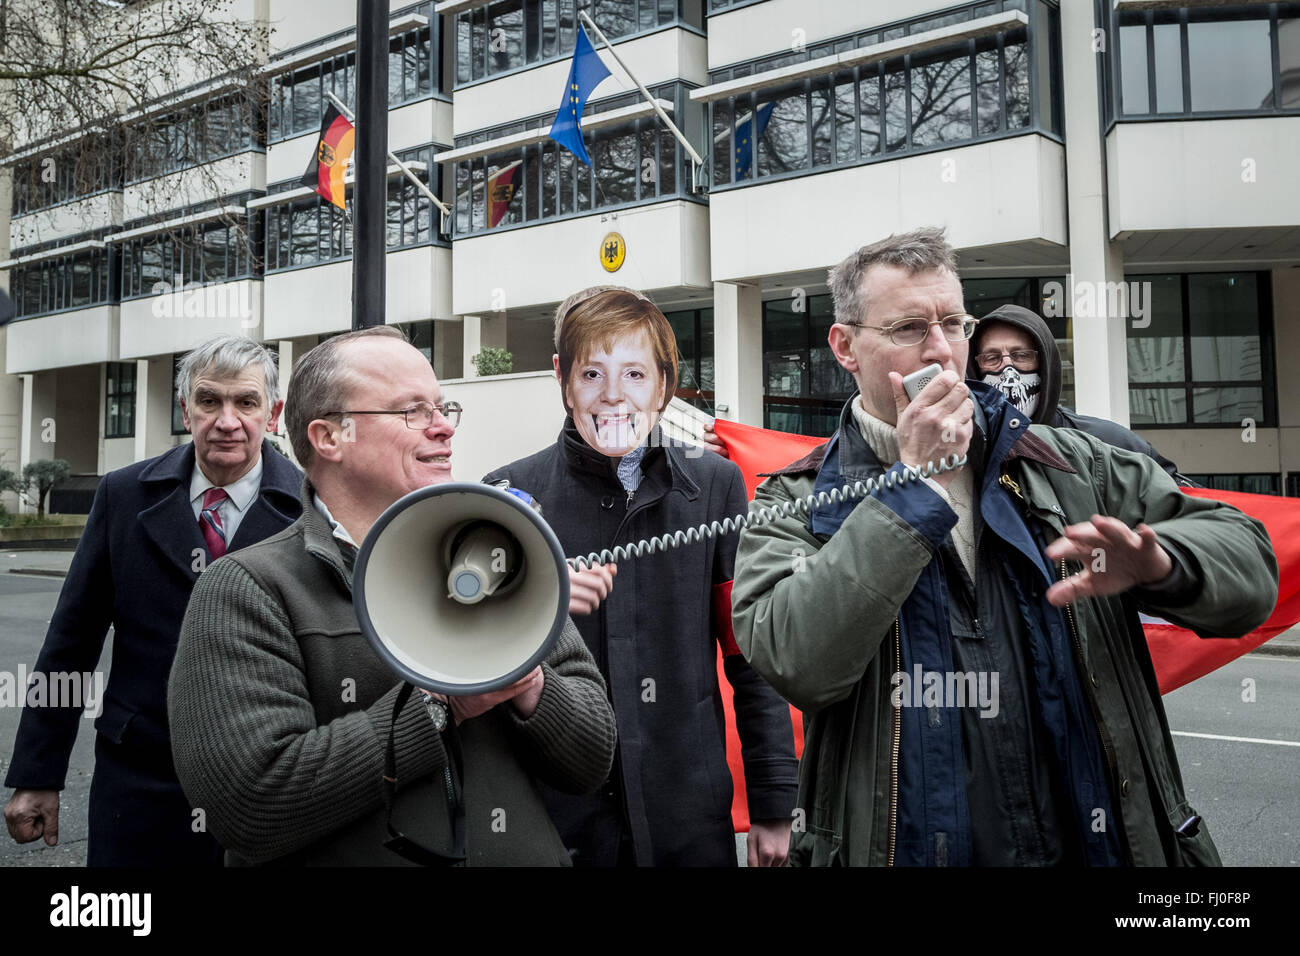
[382,683,468,866]
[568,452,969,570]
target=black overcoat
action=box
[4,440,301,865]
[486,420,798,866]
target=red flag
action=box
[1144,487,1299,692]
[301,104,354,211]
[487,160,522,228]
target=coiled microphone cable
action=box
[567,453,968,570]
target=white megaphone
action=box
[353,482,571,696]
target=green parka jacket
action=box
[732,404,1277,867]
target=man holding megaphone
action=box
[168,326,617,866]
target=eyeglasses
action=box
[324,400,462,429]
[841,314,978,347]
[975,349,1039,372]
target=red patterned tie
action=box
[200,487,229,560]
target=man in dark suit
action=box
[3,334,302,866]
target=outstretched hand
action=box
[1044,514,1173,607]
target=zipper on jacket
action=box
[888,617,901,867]
[999,473,1023,499]
[626,486,636,507]
[1057,558,1122,822]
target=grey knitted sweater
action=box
[168,478,617,866]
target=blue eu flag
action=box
[733,102,775,180]
[547,25,612,166]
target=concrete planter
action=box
[0,516,88,549]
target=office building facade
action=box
[3,0,1298,506]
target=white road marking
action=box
[1172,731,1300,748]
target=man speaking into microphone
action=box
[168,326,616,866]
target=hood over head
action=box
[966,303,1062,425]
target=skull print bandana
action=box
[983,366,1042,419]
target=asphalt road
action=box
[0,565,1297,867]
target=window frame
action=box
[1103,1,1300,125]
[707,2,1055,193]
[105,361,137,440]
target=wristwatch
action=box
[421,692,449,732]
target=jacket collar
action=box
[559,416,701,502]
[137,440,302,579]
[298,476,354,593]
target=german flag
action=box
[487,159,522,228]
[301,103,355,211]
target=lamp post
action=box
[352,0,390,329]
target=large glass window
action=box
[663,307,714,411]
[11,139,115,217]
[456,0,680,85]
[119,214,256,299]
[452,90,691,235]
[264,145,443,271]
[1113,5,1300,118]
[762,292,855,436]
[1128,272,1272,428]
[126,92,260,184]
[105,363,136,439]
[7,246,113,319]
[710,12,1044,188]
[270,6,439,143]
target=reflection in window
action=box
[1193,387,1263,425]
[834,71,857,163]
[106,363,137,439]
[8,247,113,318]
[1004,33,1030,128]
[883,61,908,152]
[910,51,972,147]
[1119,23,1149,114]
[1117,7,1297,117]
[593,129,637,206]
[1188,16,1274,111]
[811,79,833,168]
[457,0,675,85]
[975,43,1002,135]
[264,146,441,270]
[1129,387,1186,426]
[1153,21,1183,113]
[1126,272,1272,428]
[1127,274,1184,384]
[271,8,436,143]
[758,87,809,178]
[1282,19,1300,108]
[452,103,687,234]
[1189,273,1261,381]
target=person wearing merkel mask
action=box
[485,285,797,868]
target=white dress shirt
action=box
[313,493,359,549]
[189,455,264,545]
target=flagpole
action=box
[577,11,705,191]
[325,90,453,233]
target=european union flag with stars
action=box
[547,25,612,166]
[734,102,775,180]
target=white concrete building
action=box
[3,0,1299,507]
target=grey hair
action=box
[285,325,407,468]
[827,226,960,328]
[175,335,282,409]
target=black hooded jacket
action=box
[968,303,1192,485]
